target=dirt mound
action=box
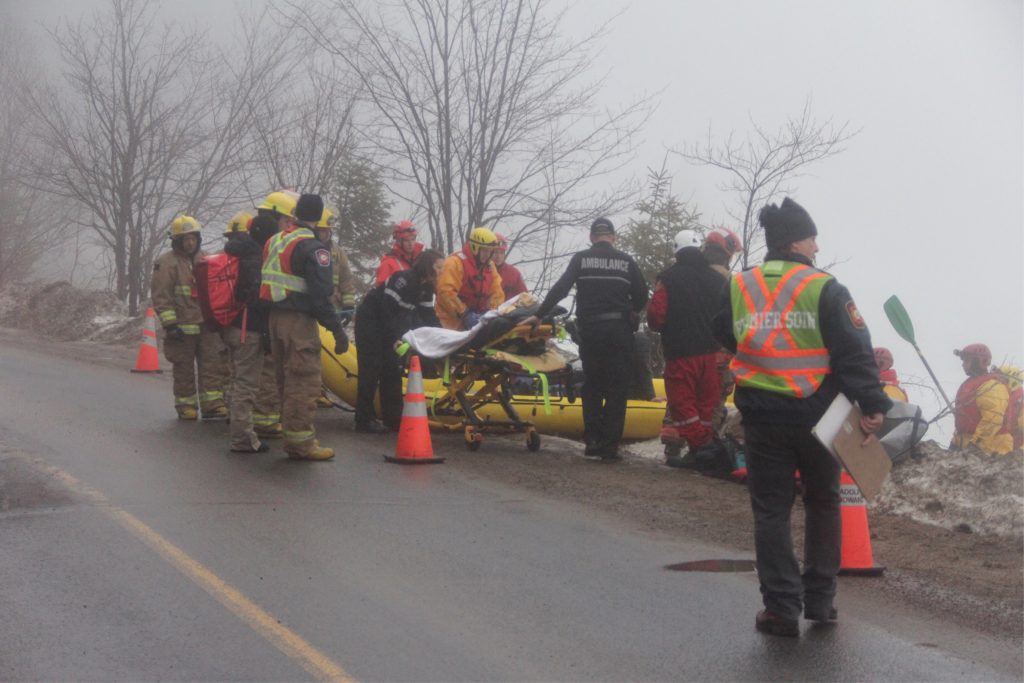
[0,281,142,345]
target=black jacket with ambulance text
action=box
[536,241,649,323]
[712,251,892,426]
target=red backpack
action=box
[194,253,245,329]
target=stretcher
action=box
[417,317,570,451]
[319,329,669,443]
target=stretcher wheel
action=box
[526,430,541,452]
[465,428,483,451]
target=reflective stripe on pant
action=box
[164,330,229,414]
[222,326,265,449]
[744,421,841,620]
[269,309,322,455]
[663,353,720,449]
[578,319,633,448]
[199,330,229,412]
[253,350,281,427]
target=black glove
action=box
[337,308,355,327]
[260,331,272,354]
[332,328,350,355]
[165,325,186,343]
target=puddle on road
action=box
[664,559,756,573]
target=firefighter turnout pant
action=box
[269,309,323,456]
[163,329,228,416]
[354,316,404,430]
[253,350,281,434]
[221,326,265,450]
[578,318,634,449]
[663,353,720,450]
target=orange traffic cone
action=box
[838,471,884,576]
[130,307,163,373]
[385,355,444,465]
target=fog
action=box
[4,0,1021,438]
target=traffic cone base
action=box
[386,355,444,465]
[131,307,163,373]
[838,471,885,576]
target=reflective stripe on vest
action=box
[260,228,313,302]
[730,261,832,398]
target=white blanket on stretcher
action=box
[401,293,534,359]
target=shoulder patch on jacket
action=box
[315,249,330,267]
[846,301,866,329]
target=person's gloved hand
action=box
[462,310,481,329]
[332,327,350,355]
[336,308,355,327]
[165,325,186,343]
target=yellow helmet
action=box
[224,211,253,236]
[317,205,338,229]
[256,189,299,218]
[168,215,202,238]
[467,226,497,256]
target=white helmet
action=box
[673,229,700,253]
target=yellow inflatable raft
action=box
[318,326,668,440]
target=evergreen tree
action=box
[619,167,702,288]
[328,157,394,294]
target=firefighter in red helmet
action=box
[375,220,424,286]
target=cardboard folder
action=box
[812,393,891,500]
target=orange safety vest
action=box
[730,260,833,398]
[259,226,314,302]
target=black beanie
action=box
[759,197,817,250]
[590,217,615,235]
[295,193,324,223]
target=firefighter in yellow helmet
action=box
[249,191,297,439]
[314,205,356,408]
[151,215,229,420]
[435,227,504,330]
[260,193,348,460]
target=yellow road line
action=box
[35,459,355,683]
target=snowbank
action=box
[0,281,141,345]
[874,440,1023,538]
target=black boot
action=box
[355,419,388,434]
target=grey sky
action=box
[6,0,1022,437]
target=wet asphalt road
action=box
[0,338,1019,682]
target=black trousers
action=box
[578,319,634,448]
[354,316,404,429]
[744,421,841,620]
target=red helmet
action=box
[494,232,509,252]
[873,347,893,372]
[392,220,416,240]
[704,226,742,258]
[955,343,992,372]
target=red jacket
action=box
[496,262,527,300]
[375,242,424,287]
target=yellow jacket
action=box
[330,243,356,310]
[151,248,206,334]
[435,251,504,330]
[952,377,1014,455]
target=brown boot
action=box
[286,440,335,461]
[177,406,198,420]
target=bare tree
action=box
[292,0,650,261]
[25,0,299,314]
[675,100,857,269]
[248,62,359,197]
[0,22,68,287]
